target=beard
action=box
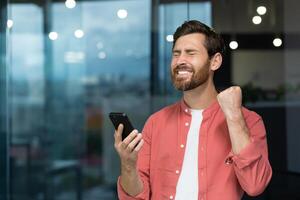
[171,61,210,91]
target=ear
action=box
[210,53,222,71]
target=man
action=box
[114,20,272,200]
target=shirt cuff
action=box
[225,139,262,169]
[117,176,147,200]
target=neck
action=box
[183,77,218,110]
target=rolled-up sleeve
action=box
[117,116,153,200]
[226,114,272,196]
[117,175,150,200]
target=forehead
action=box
[173,33,206,50]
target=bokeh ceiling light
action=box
[252,16,262,25]
[98,51,107,59]
[229,41,238,50]
[117,9,128,19]
[257,6,267,15]
[74,29,84,38]
[65,0,76,9]
[7,19,13,28]
[49,32,58,40]
[273,38,282,47]
[166,35,174,42]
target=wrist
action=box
[225,109,243,122]
[121,162,137,174]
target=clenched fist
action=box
[217,86,243,120]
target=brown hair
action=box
[173,20,225,58]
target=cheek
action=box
[170,59,177,69]
[182,57,196,66]
[170,58,177,66]
[190,57,201,64]
[194,59,208,69]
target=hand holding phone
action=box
[109,112,135,140]
[111,112,144,196]
[111,111,144,188]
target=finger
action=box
[126,133,142,152]
[123,129,138,146]
[134,138,144,152]
[114,124,124,145]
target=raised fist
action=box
[217,86,243,120]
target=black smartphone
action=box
[109,112,135,140]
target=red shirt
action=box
[118,99,272,200]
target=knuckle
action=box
[131,131,137,137]
[121,142,127,149]
[127,144,134,150]
[234,86,240,90]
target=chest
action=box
[151,116,232,169]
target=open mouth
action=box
[175,69,193,79]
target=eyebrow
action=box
[172,49,181,54]
[185,49,198,53]
[172,49,198,53]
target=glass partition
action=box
[0,0,9,199]
[5,0,212,199]
[8,0,151,199]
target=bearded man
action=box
[114,20,272,200]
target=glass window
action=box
[8,0,151,199]
[152,1,211,109]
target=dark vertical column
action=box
[42,0,53,161]
[41,1,53,198]
[150,0,160,96]
[0,0,9,199]
[214,34,232,90]
[42,0,52,131]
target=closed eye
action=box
[172,50,180,57]
[186,50,197,55]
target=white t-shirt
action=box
[175,109,203,200]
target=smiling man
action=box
[114,20,272,200]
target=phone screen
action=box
[109,112,135,140]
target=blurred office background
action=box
[0,0,300,199]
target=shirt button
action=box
[201,147,204,151]
[225,157,233,165]
[169,195,174,199]
[185,122,189,126]
[201,172,204,176]
[185,108,188,113]
[175,170,180,174]
[180,144,184,148]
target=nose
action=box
[176,54,187,66]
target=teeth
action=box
[177,71,191,75]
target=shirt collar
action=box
[180,98,220,116]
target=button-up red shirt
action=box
[118,99,272,200]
